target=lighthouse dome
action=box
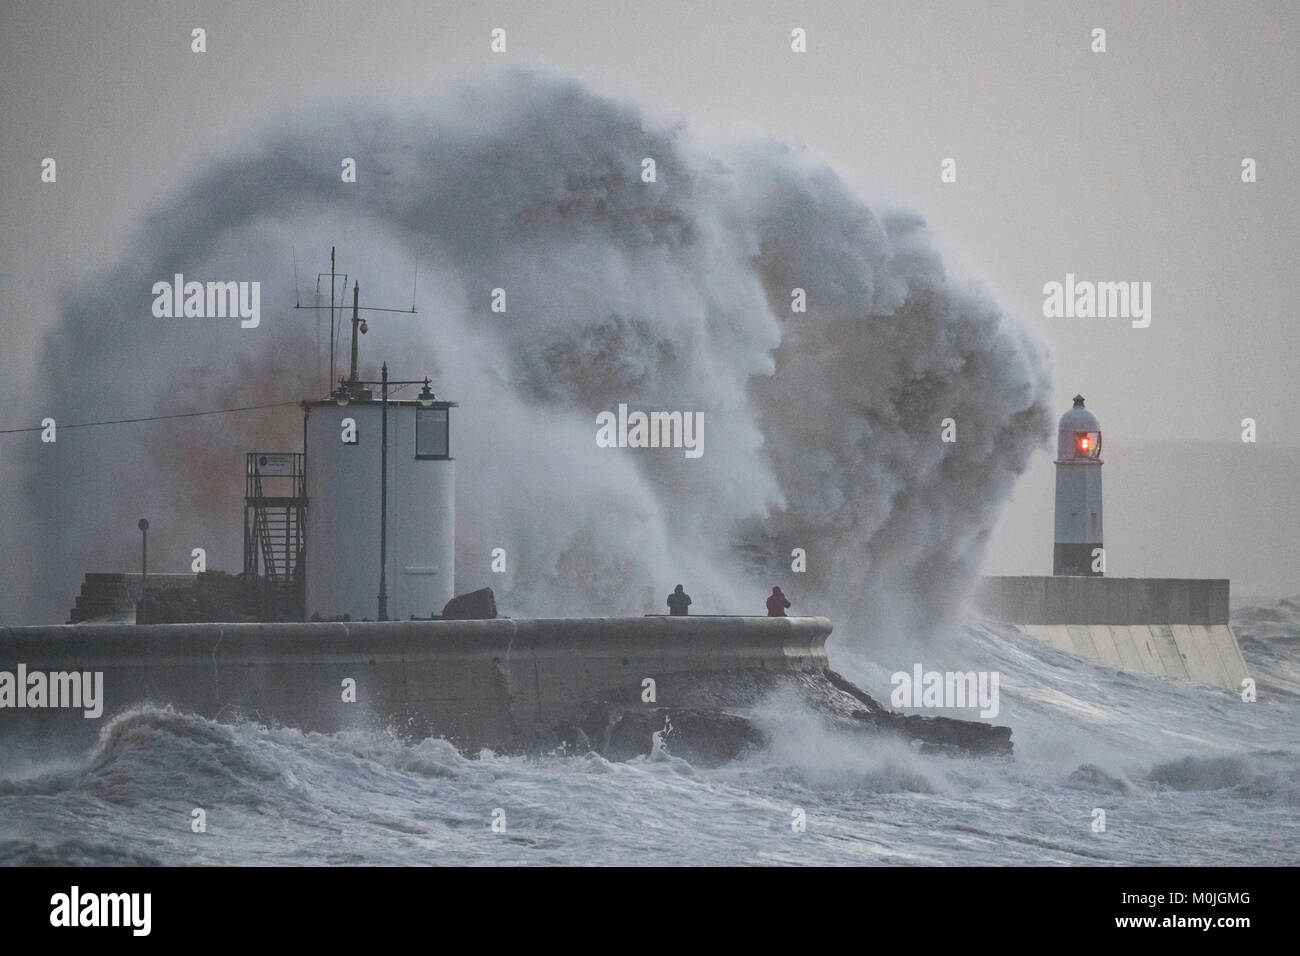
[1057,395,1102,459]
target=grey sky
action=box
[1,0,1296,605]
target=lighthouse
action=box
[1053,395,1103,576]
[976,394,1250,691]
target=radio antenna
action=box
[411,248,419,312]
[293,246,419,396]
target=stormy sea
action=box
[1,599,1295,867]
[3,71,1295,868]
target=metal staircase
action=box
[244,453,306,584]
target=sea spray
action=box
[19,71,1051,648]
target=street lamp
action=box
[378,363,389,622]
[137,518,149,590]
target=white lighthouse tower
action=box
[1053,395,1103,576]
[300,274,456,621]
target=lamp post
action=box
[138,518,149,590]
[378,363,388,622]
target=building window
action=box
[416,407,449,458]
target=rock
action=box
[547,666,1014,763]
[603,708,765,766]
[882,712,1013,756]
[441,587,497,620]
[1065,763,1131,793]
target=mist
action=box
[14,70,1052,648]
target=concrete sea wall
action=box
[974,576,1249,692]
[0,616,831,753]
[973,576,1230,625]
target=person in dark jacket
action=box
[666,584,692,616]
[766,586,791,617]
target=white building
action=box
[1053,394,1103,576]
[303,380,456,620]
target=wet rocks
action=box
[441,587,498,620]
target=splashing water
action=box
[16,70,1050,653]
[1,599,1296,865]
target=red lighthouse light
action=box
[1073,429,1101,459]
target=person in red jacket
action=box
[766,586,791,617]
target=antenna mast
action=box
[411,249,419,312]
[292,246,418,398]
[328,246,336,393]
[349,281,363,384]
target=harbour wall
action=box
[973,576,1249,692]
[0,616,831,754]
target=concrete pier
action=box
[974,576,1250,692]
[0,616,831,754]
